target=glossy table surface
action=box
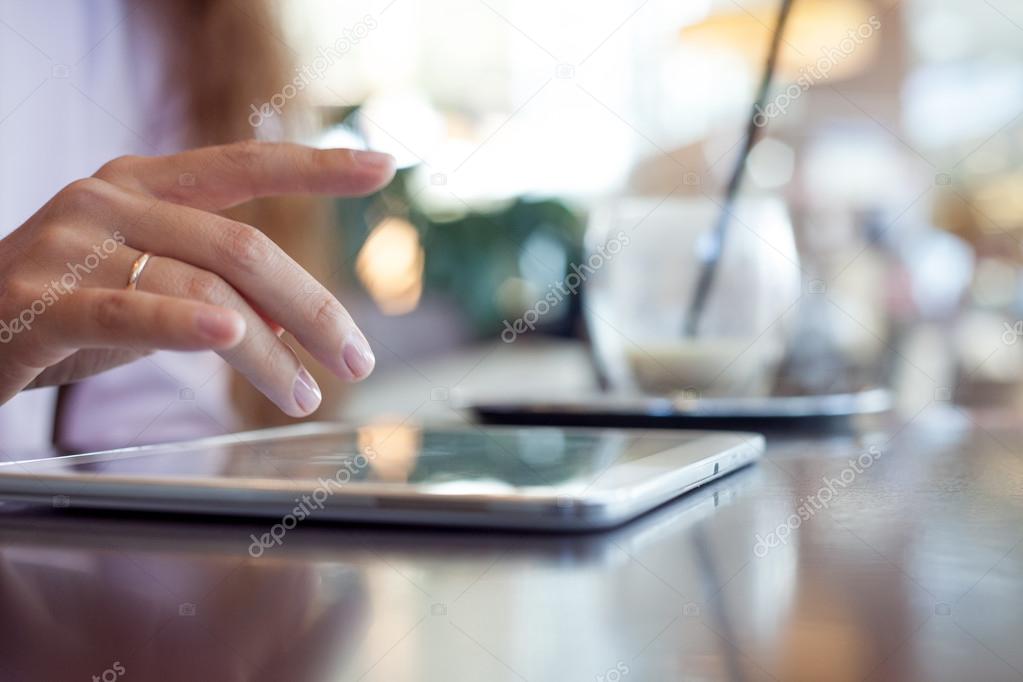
[2,345,1023,681]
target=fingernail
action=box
[196,310,243,344]
[293,367,322,414]
[351,149,395,168]
[343,335,375,379]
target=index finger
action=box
[96,141,396,211]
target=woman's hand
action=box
[0,141,396,417]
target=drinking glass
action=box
[583,195,801,397]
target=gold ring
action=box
[126,252,153,291]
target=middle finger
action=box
[99,246,323,418]
[108,186,374,382]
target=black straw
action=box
[683,0,796,337]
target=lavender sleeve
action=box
[54,352,240,454]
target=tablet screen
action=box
[1,424,712,493]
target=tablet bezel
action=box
[0,424,763,530]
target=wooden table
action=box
[1,342,1021,681]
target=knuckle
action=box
[182,270,229,305]
[217,221,273,272]
[3,277,39,311]
[94,155,141,181]
[221,140,266,168]
[55,177,112,213]
[310,293,345,330]
[0,280,63,363]
[11,339,55,370]
[261,339,289,376]
[94,293,130,332]
[36,223,81,253]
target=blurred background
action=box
[273,0,1023,412]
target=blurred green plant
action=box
[335,167,586,336]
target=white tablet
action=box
[0,423,763,531]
